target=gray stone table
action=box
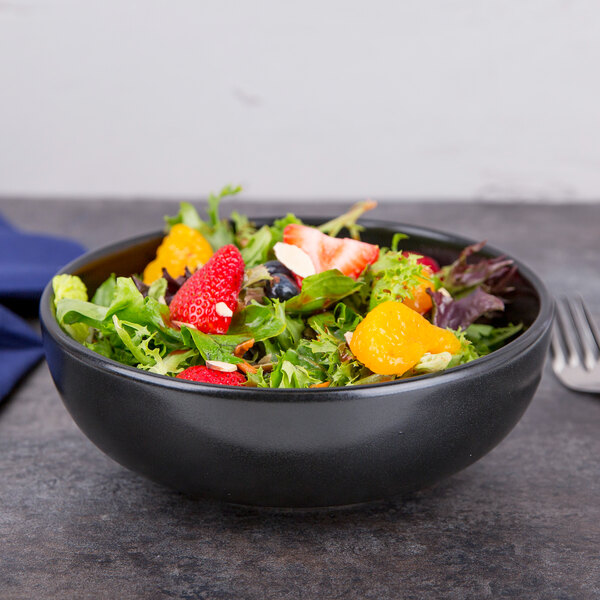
[1,199,599,599]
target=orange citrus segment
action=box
[402,272,434,314]
[143,224,213,284]
[349,301,460,376]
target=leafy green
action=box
[391,232,409,252]
[317,200,376,239]
[308,330,363,386]
[231,211,258,248]
[140,349,197,376]
[56,298,109,331]
[53,274,87,303]
[111,316,155,365]
[180,326,241,365]
[240,225,273,267]
[164,184,241,250]
[285,270,363,314]
[52,274,90,343]
[164,201,205,231]
[225,302,287,343]
[147,277,168,303]
[56,277,181,362]
[447,330,480,368]
[465,323,523,355]
[412,351,452,374]
[91,274,116,306]
[368,250,426,310]
[268,347,325,388]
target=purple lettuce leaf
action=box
[440,241,516,297]
[428,287,505,330]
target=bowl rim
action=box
[40,217,554,400]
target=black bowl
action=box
[40,219,553,508]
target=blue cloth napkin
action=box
[0,215,86,402]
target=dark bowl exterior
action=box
[40,220,553,508]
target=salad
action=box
[52,185,522,388]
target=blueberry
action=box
[264,260,295,278]
[265,273,300,301]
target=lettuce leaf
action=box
[52,274,90,343]
[465,323,523,355]
[439,241,516,297]
[428,287,504,330]
[285,270,363,314]
[240,225,274,268]
[164,185,241,250]
[368,250,427,310]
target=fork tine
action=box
[567,296,598,370]
[550,321,567,371]
[555,297,581,367]
[577,295,600,351]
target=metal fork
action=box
[551,296,600,393]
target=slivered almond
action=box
[237,361,257,375]
[273,242,316,278]
[215,302,233,317]
[234,338,255,357]
[205,360,238,373]
[260,363,274,373]
[258,353,273,365]
[344,331,353,345]
[310,381,331,388]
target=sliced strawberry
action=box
[283,224,379,280]
[402,251,440,273]
[169,244,244,334]
[176,365,246,386]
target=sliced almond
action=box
[439,287,452,298]
[273,242,316,278]
[344,331,353,345]
[258,353,273,365]
[215,302,233,317]
[205,360,238,373]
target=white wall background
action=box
[1,0,599,201]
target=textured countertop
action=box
[1,199,599,600]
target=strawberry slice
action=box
[169,244,244,334]
[283,224,379,280]
[176,365,246,386]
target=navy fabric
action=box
[0,216,86,402]
[0,305,45,400]
[0,218,86,299]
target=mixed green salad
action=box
[52,186,522,388]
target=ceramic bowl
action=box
[40,219,553,507]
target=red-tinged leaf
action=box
[440,241,516,297]
[428,287,505,330]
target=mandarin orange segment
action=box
[349,301,460,376]
[143,224,213,284]
[402,274,434,314]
